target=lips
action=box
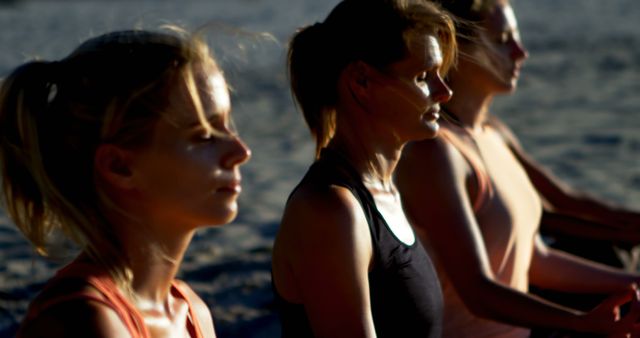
[216,179,242,194]
[511,63,524,78]
[423,107,441,122]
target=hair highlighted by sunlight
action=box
[288,0,457,158]
[0,27,220,290]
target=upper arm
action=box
[19,299,131,338]
[396,139,496,308]
[279,185,375,338]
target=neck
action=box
[329,108,403,190]
[129,233,192,304]
[112,214,195,308]
[444,75,495,132]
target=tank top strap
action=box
[438,127,494,213]
[316,148,384,249]
[171,281,205,338]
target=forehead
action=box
[204,70,231,117]
[485,3,519,33]
[390,34,442,72]
[169,63,230,126]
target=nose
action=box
[222,135,251,169]
[431,75,453,104]
[511,39,529,62]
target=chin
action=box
[426,121,440,139]
[219,206,239,225]
[492,81,518,95]
[202,204,239,227]
[505,75,522,92]
[412,125,439,141]
[416,119,439,140]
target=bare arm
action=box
[276,185,376,338]
[540,210,640,244]
[529,234,639,292]
[396,138,640,335]
[490,115,640,242]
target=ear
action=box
[345,61,373,106]
[348,60,371,88]
[94,144,136,190]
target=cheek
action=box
[484,44,513,71]
[384,82,429,112]
[401,83,431,113]
[140,147,218,195]
[468,47,510,83]
[173,148,221,185]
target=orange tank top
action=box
[23,258,204,338]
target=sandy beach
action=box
[1,0,639,337]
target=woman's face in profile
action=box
[469,2,529,93]
[130,64,251,230]
[364,34,453,141]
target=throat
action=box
[363,177,398,200]
[440,106,489,132]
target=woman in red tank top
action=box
[0,28,250,337]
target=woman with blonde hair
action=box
[271,0,457,336]
[396,0,640,336]
[0,28,250,337]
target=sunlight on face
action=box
[208,72,230,118]
[366,34,450,141]
[411,35,443,73]
[502,5,519,36]
[195,70,232,138]
[175,62,234,141]
[465,3,528,92]
[132,64,249,230]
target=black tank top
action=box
[274,149,443,337]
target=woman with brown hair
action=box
[271,0,457,336]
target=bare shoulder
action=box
[18,285,130,338]
[280,181,371,248]
[173,280,217,338]
[402,136,452,165]
[485,114,522,150]
[275,179,373,274]
[398,136,468,181]
[273,178,376,336]
[396,134,475,233]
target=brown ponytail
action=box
[288,23,337,158]
[0,59,129,283]
[0,61,58,254]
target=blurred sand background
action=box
[0,0,639,337]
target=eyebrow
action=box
[187,113,224,129]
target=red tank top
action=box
[23,258,204,338]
